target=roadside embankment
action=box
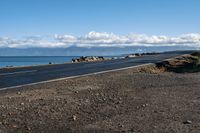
[137,52,200,74]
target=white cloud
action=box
[0,31,200,48]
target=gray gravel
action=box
[0,66,200,133]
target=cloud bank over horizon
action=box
[0,31,200,48]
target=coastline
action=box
[0,56,117,70]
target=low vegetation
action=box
[138,52,200,73]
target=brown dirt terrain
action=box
[0,54,200,133]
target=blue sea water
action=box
[0,56,79,68]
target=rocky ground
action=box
[0,54,200,133]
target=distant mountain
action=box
[0,46,198,56]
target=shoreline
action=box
[0,50,194,69]
[0,56,118,70]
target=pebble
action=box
[183,120,192,124]
[85,99,90,103]
[26,127,31,131]
[8,97,12,100]
[118,124,124,128]
[117,101,122,104]
[39,98,44,101]
[72,115,77,121]
[12,125,17,128]
[142,103,149,107]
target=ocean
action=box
[0,56,79,68]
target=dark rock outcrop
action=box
[72,56,105,63]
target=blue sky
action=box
[0,0,200,37]
[0,0,200,49]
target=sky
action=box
[0,0,200,49]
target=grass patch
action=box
[137,64,166,74]
[156,52,200,73]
